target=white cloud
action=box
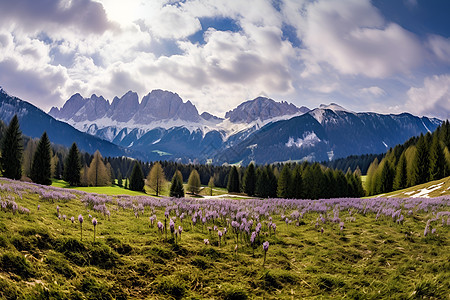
[359,86,386,97]
[298,0,424,78]
[407,75,450,119]
[428,35,450,63]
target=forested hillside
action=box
[366,120,450,196]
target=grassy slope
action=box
[0,178,448,299]
[372,176,450,198]
[52,179,231,198]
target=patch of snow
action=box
[152,138,161,145]
[327,150,334,161]
[319,103,353,112]
[286,132,321,148]
[411,182,444,198]
[128,142,134,147]
[382,141,388,148]
[309,109,326,124]
[404,191,416,195]
[421,119,431,133]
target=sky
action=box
[0,0,449,119]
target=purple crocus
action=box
[263,241,269,266]
[92,218,97,242]
[204,238,210,245]
[71,216,75,223]
[37,204,40,211]
[178,226,183,240]
[157,221,164,235]
[78,214,84,241]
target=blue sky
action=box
[0,0,448,119]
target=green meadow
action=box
[0,178,449,299]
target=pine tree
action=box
[129,162,144,191]
[365,158,379,195]
[22,139,37,178]
[170,170,184,198]
[379,160,394,193]
[227,166,240,193]
[411,134,429,185]
[393,152,407,190]
[291,165,303,199]
[243,163,256,196]
[429,134,445,180]
[30,132,52,185]
[208,176,215,196]
[266,166,278,198]
[64,142,81,186]
[187,169,201,195]
[147,162,166,196]
[255,167,267,197]
[87,150,110,187]
[277,164,292,198]
[117,169,123,187]
[0,115,23,179]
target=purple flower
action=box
[71,216,75,223]
[92,218,97,226]
[218,230,223,238]
[204,239,210,245]
[250,231,257,244]
[170,219,175,233]
[78,214,84,224]
[431,228,437,234]
[263,241,269,252]
[37,204,40,211]
[178,226,183,234]
[321,227,324,234]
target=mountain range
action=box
[0,87,441,165]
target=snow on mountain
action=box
[50,91,311,143]
[225,96,309,123]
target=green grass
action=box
[52,179,148,196]
[1,177,449,299]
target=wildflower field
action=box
[0,177,449,299]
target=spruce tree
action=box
[265,166,277,198]
[117,169,123,187]
[208,176,215,196]
[64,142,81,186]
[129,162,144,191]
[291,165,303,199]
[277,164,292,198]
[147,162,166,196]
[243,163,256,196]
[379,160,394,193]
[393,152,407,190]
[411,134,429,185]
[30,132,52,185]
[87,150,110,187]
[227,166,240,193]
[170,170,184,198]
[429,134,445,181]
[255,167,267,197]
[187,169,201,195]
[0,115,23,179]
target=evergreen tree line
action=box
[321,153,385,175]
[229,162,365,199]
[366,120,450,195]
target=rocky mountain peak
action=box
[225,97,308,123]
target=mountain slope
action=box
[0,89,131,158]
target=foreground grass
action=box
[0,178,448,299]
